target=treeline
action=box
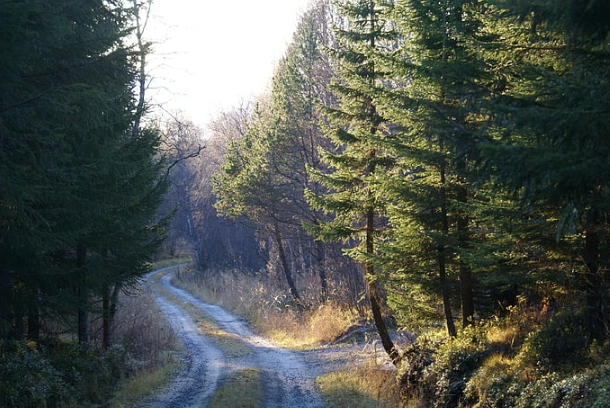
[0,0,166,347]
[200,0,610,370]
[162,1,366,307]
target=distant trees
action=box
[159,111,266,273]
[0,0,166,344]
[213,0,362,307]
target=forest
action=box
[2,0,610,407]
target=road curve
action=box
[142,271,225,408]
[145,266,327,408]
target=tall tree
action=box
[0,0,166,343]
[306,0,401,364]
[371,0,493,336]
[214,1,341,305]
[480,0,610,338]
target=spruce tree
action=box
[305,0,401,364]
[371,0,493,336]
[0,0,166,343]
[480,0,610,338]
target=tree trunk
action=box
[457,184,474,328]
[365,207,401,366]
[77,244,89,345]
[0,267,12,340]
[439,162,457,338]
[584,207,605,338]
[439,248,457,338]
[102,283,121,349]
[274,223,302,306]
[102,286,111,349]
[27,306,40,342]
[316,241,328,301]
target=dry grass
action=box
[172,267,360,348]
[108,360,181,408]
[317,361,403,408]
[209,368,262,408]
[104,282,183,407]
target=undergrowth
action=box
[0,272,181,408]
[172,266,360,348]
[399,301,610,408]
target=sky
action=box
[147,0,314,127]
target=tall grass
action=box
[103,283,182,407]
[172,266,360,348]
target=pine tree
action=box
[480,0,610,338]
[0,0,166,343]
[305,0,401,364]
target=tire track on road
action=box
[145,266,327,408]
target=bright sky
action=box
[147,0,313,126]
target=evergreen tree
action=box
[305,0,401,364]
[481,0,610,338]
[214,1,338,306]
[0,0,166,343]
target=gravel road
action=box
[142,267,329,408]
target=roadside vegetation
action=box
[0,277,181,408]
[171,266,360,349]
[5,0,610,407]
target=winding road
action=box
[142,266,328,408]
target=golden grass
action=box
[209,368,262,408]
[317,363,402,408]
[171,268,359,349]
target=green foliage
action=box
[0,342,70,408]
[518,309,601,370]
[0,0,166,342]
[0,341,131,408]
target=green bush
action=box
[0,342,71,408]
[45,343,126,404]
[0,341,130,408]
[400,329,489,408]
[519,310,591,370]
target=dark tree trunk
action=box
[0,267,13,340]
[439,248,457,338]
[27,306,40,342]
[102,283,121,349]
[365,208,401,366]
[584,207,605,338]
[77,244,88,345]
[274,224,302,306]
[102,286,111,349]
[439,163,457,338]
[457,184,474,328]
[316,241,328,301]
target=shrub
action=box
[518,309,591,370]
[0,341,71,408]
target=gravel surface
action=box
[142,267,332,408]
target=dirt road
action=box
[143,267,328,408]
